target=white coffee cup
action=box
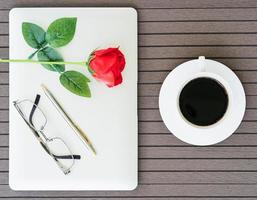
[159,56,245,145]
[176,56,233,128]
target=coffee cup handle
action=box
[198,56,205,72]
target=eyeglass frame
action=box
[13,95,81,175]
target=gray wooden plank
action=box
[0,10,8,22]
[0,63,8,72]
[0,35,8,47]
[2,171,257,185]
[0,47,8,58]
[139,22,257,34]
[0,72,8,84]
[0,148,7,158]
[0,160,8,171]
[140,121,257,134]
[139,8,257,21]
[237,122,257,133]
[140,159,257,171]
[0,110,8,121]
[139,146,257,159]
[1,0,257,9]
[0,97,8,109]
[2,199,257,200]
[0,134,8,146]
[139,47,257,59]
[0,85,8,96]
[139,134,257,146]
[1,199,257,200]
[3,184,257,197]
[140,34,257,46]
[5,8,257,23]
[0,122,8,134]
[0,23,8,34]
[140,171,257,184]
[138,121,257,134]
[3,159,257,172]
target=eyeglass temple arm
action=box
[30,95,81,160]
[39,142,81,159]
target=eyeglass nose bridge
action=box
[64,169,71,175]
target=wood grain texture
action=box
[4,8,257,23]
[2,184,257,197]
[2,1,257,199]
[0,199,257,200]
[3,159,257,172]
[2,171,257,185]
[1,199,257,200]
[1,0,257,9]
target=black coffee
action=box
[179,77,228,126]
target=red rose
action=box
[88,47,126,87]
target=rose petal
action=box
[93,70,123,87]
[93,71,115,87]
[118,54,126,71]
[90,52,117,74]
[94,48,119,56]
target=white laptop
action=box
[9,8,137,190]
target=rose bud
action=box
[87,47,126,87]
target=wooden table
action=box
[2,0,257,199]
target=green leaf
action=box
[28,49,40,59]
[37,47,65,72]
[46,17,77,48]
[59,70,91,97]
[22,22,47,49]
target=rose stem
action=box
[0,59,86,66]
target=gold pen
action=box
[41,84,97,155]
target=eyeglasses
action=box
[13,94,81,175]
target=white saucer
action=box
[159,58,246,146]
